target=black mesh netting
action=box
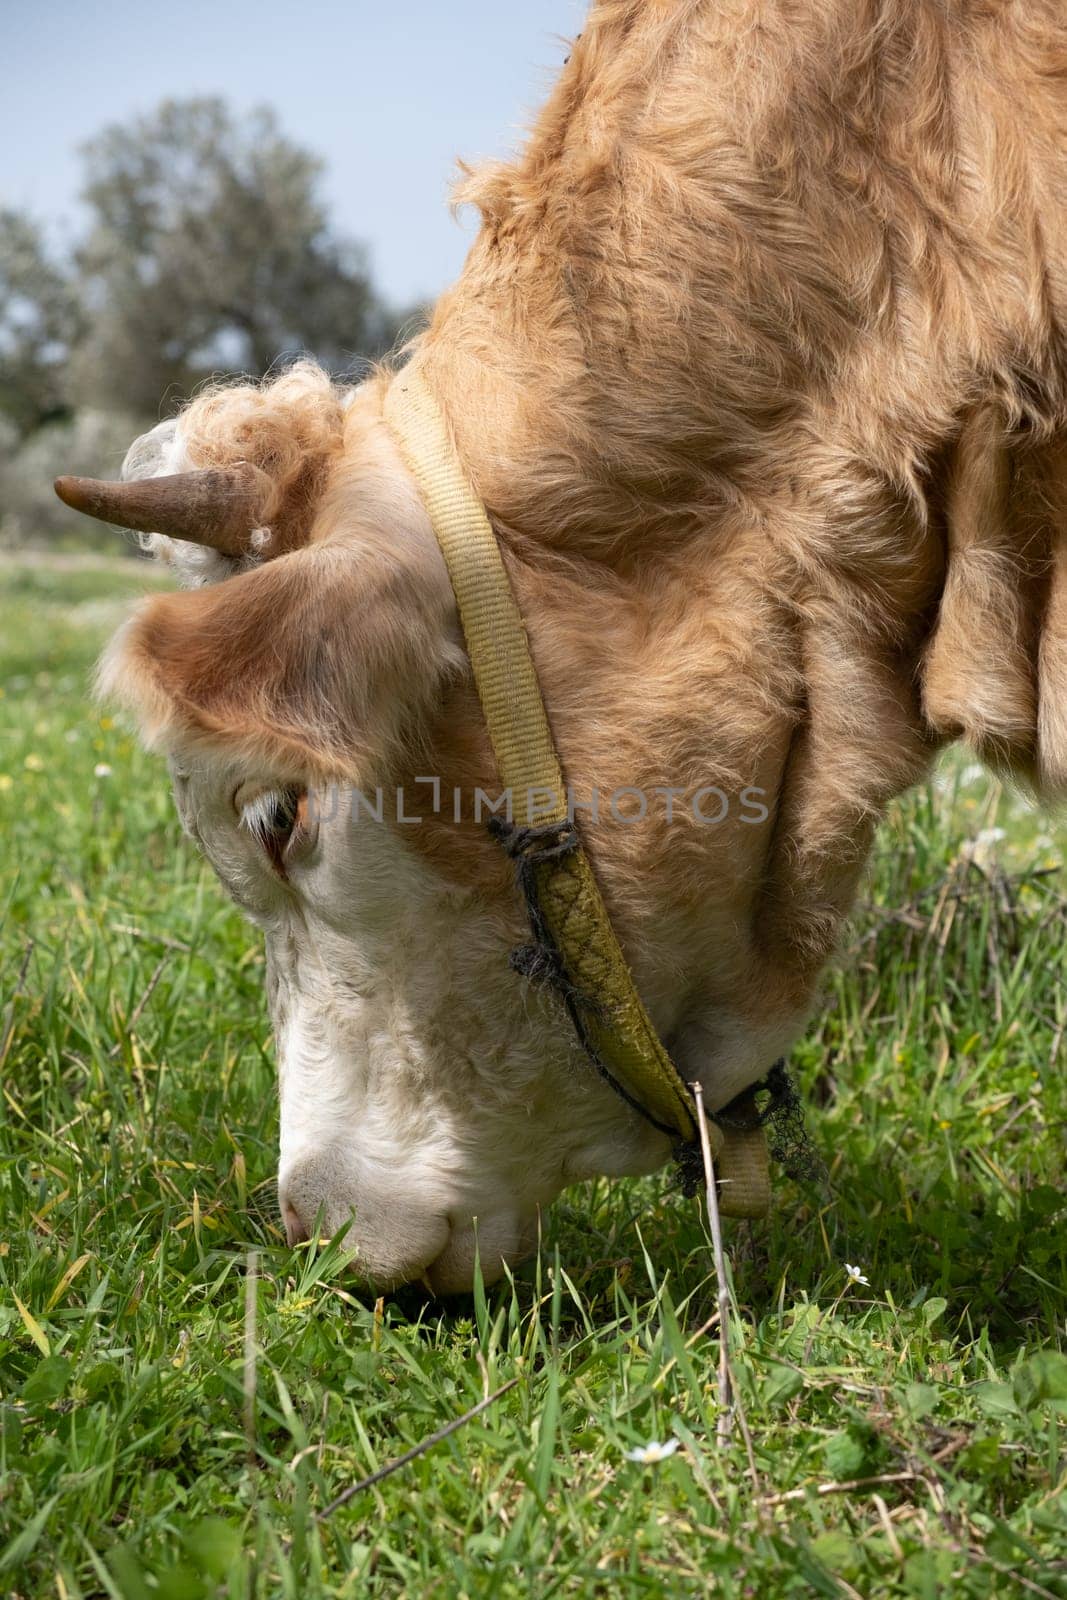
[674,1063,825,1197]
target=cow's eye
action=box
[239,786,308,872]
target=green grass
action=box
[1,555,1065,1599]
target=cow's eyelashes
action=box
[240,786,308,872]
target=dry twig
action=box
[760,1470,920,1506]
[691,1081,732,1445]
[317,1377,518,1523]
[692,1083,764,1495]
[108,955,168,1058]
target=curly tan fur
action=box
[181,361,347,556]
[408,0,1067,989]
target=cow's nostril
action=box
[283,1203,309,1246]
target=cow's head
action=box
[64,361,1067,1291]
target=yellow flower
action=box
[0,774,12,792]
[23,754,44,772]
[99,716,115,731]
[938,1118,952,1130]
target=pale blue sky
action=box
[3,0,588,307]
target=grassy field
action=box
[1,554,1065,1599]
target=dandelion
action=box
[94,762,113,778]
[23,754,43,772]
[625,1438,680,1464]
[845,1263,869,1286]
[0,774,12,792]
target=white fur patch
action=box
[121,417,244,588]
[159,738,811,1292]
[173,758,675,1285]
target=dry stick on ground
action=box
[730,1359,763,1497]
[691,1081,733,1445]
[0,939,34,1073]
[108,954,168,1059]
[651,1308,722,1392]
[976,1556,1065,1600]
[760,1471,921,1507]
[691,1083,764,1495]
[317,1377,519,1524]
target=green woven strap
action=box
[384,368,772,1215]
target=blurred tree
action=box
[0,210,82,437]
[69,98,400,416]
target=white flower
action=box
[960,827,1006,865]
[94,763,113,778]
[845,1263,870,1286]
[625,1438,681,1464]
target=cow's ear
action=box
[922,409,1067,799]
[98,537,460,783]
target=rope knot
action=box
[508,942,566,986]
[486,816,579,863]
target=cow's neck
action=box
[409,178,940,1070]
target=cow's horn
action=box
[53,464,276,558]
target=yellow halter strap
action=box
[384,367,771,1218]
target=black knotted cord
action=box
[487,816,820,1193]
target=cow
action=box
[56,0,1066,1293]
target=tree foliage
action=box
[0,99,401,443]
[70,99,399,416]
[0,209,82,436]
